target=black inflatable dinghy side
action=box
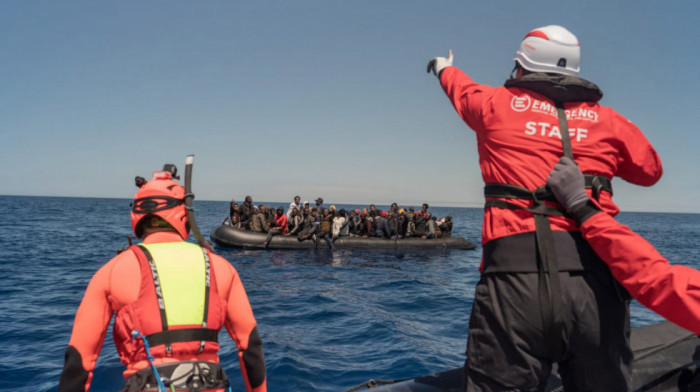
[344,321,699,392]
[210,224,477,250]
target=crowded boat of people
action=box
[222,195,455,247]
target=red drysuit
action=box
[439,67,663,243]
[580,212,700,334]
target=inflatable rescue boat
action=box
[210,224,477,250]
[343,321,699,391]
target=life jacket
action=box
[113,242,227,367]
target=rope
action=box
[633,331,697,361]
[341,379,399,391]
[131,329,168,392]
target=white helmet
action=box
[513,25,580,76]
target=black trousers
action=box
[465,233,632,392]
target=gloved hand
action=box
[426,49,453,78]
[547,157,590,211]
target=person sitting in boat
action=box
[286,195,301,220]
[286,208,302,236]
[225,201,240,227]
[318,208,334,248]
[389,202,399,215]
[547,157,700,335]
[423,212,437,239]
[396,209,408,239]
[229,199,238,223]
[264,205,276,228]
[250,206,271,233]
[332,209,349,239]
[58,170,267,392]
[262,207,287,247]
[412,212,428,238]
[375,211,392,239]
[360,209,374,238]
[348,209,363,237]
[238,195,254,230]
[437,215,453,238]
[314,197,325,212]
[297,208,317,242]
[405,207,416,237]
[369,204,379,218]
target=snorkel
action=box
[184,154,215,252]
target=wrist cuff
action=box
[569,200,601,225]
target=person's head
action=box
[304,200,310,208]
[349,210,356,217]
[445,215,452,222]
[513,25,580,78]
[422,203,429,211]
[399,208,406,215]
[303,207,310,215]
[409,206,414,212]
[369,204,376,211]
[131,170,189,239]
[276,207,284,216]
[391,202,398,210]
[245,195,253,203]
[315,197,323,205]
[362,208,368,214]
[425,212,432,219]
[294,195,301,204]
[380,211,387,218]
[292,207,299,216]
[339,208,346,218]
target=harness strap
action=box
[557,105,574,160]
[122,360,229,392]
[533,212,564,361]
[478,103,582,362]
[200,248,211,354]
[484,174,612,202]
[138,245,171,355]
[145,328,219,347]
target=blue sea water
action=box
[0,195,698,392]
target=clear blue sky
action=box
[2,1,698,212]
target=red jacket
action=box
[440,67,663,243]
[580,212,700,334]
[275,214,288,234]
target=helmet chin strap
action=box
[510,63,519,80]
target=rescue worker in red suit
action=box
[58,170,267,392]
[547,157,700,335]
[427,25,663,391]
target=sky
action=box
[1,1,699,213]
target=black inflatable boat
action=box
[344,321,699,391]
[210,224,477,250]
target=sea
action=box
[1,195,698,392]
